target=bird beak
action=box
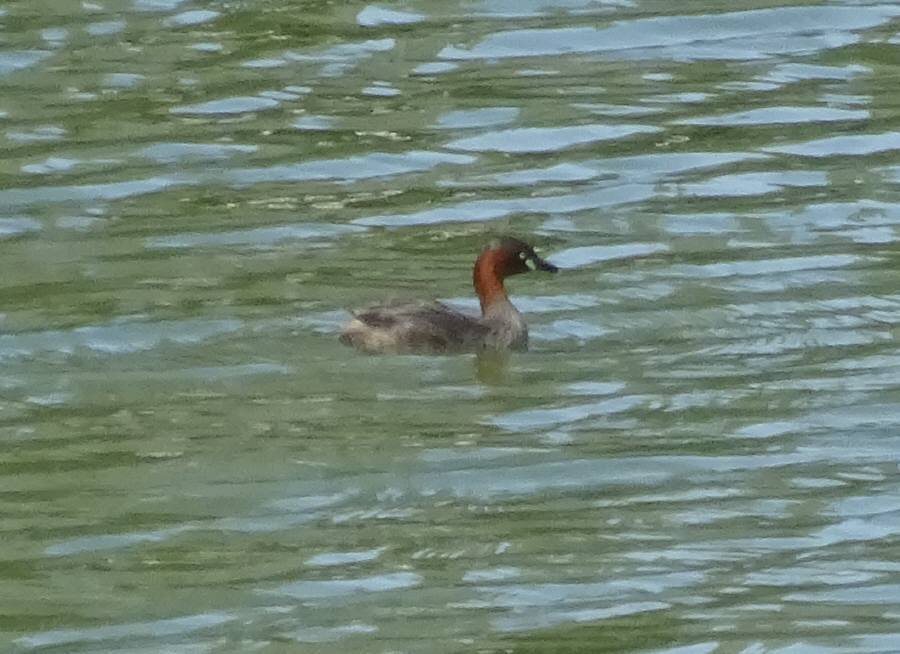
[529,254,558,273]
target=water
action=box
[1,0,899,652]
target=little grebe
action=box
[340,237,558,354]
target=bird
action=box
[340,237,558,354]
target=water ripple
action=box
[446,123,660,153]
[17,613,235,650]
[226,150,474,185]
[354,183,654,227]
[170,96,281,115]
[0,176,190,208]
[439,6,900,60]
[4,0,900,651]
[0,318,242,360]
[147,222,365,249]
[765,131,900,157]
[0,50,52,75]
[267,572,423,600]
[677,106,869,126]
[357,6,425,27]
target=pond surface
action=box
[2,0,900,652]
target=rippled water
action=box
[2,0,900,652]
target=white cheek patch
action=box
[525,257,537,270]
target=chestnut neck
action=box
[473,249,509,314]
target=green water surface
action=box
[1,1,900,652]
